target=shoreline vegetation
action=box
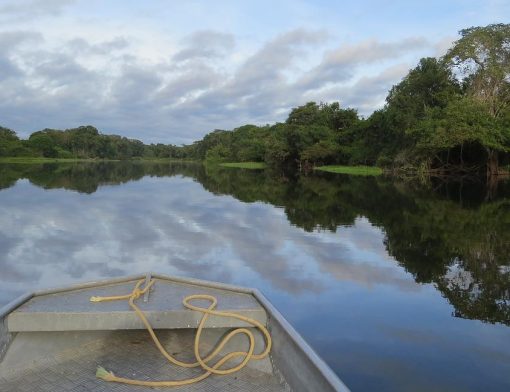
[315,165,383,176]
[0,157,103,163]
[1,24,508,179]
[0,157,196,164]
[219,162,267,169]
[0,157,383,178]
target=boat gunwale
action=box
[0,293,34,319]
[253,289,349,392]
[2,272,255,318]
[0,272,349,391]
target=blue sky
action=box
[0,0,508,143]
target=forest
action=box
[1,24,509,177]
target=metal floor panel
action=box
[0,330,290,392]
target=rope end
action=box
[90,296,103,302]
[96,366,115,381]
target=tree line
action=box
[1,24,509,176]
[188,24,510,176]
[0,125,190,160]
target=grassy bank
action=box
[219,162,267,169]
[0,157,109,164]
[0,157,199,164]
[131,158,199,163]
[315,165,383,176]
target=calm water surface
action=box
[0,162,509,391]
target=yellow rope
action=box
[90,278,272,387]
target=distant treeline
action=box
[1,24,509,176]
[0,125,191,161]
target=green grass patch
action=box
[132,158,199,163]
[315,165,383,176]
[219,162,267,169]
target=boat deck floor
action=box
[0,329,290,392]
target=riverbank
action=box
[0,157,197,164]
[219,162,267,169]
[315,165,383,176]
[0,157,108,164]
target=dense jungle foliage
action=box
[1,24,509,176]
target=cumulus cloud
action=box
[0,24,434,143]
[0,0,503,143]
[172,30,236,62]
[297,37,428,91]
[0,30,42,49]
[0,0,75,22]
[64,37,130,56]
[314,63,411,113]
[229,29,328,92]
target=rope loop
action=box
[90,278,272,387]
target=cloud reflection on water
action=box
[0,175,412,305]
[1,166,510,391]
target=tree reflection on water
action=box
[1,161,509,325]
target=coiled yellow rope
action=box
[90,278,272,387]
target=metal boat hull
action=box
[0,273,349,391]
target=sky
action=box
[0,0,509,144]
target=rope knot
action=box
[131,288,143,300]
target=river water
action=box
[0,162,509,391]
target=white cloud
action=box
[173,30,236,62]
[1,0,499,143]
[297,37,429,91]
[0,0,75,22]
[0,26,437,144]
[314,63,412,113]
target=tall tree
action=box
[386,57,460,131]
[445,24,510,118]
[445,24,510,175]
[0,127,22,157]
